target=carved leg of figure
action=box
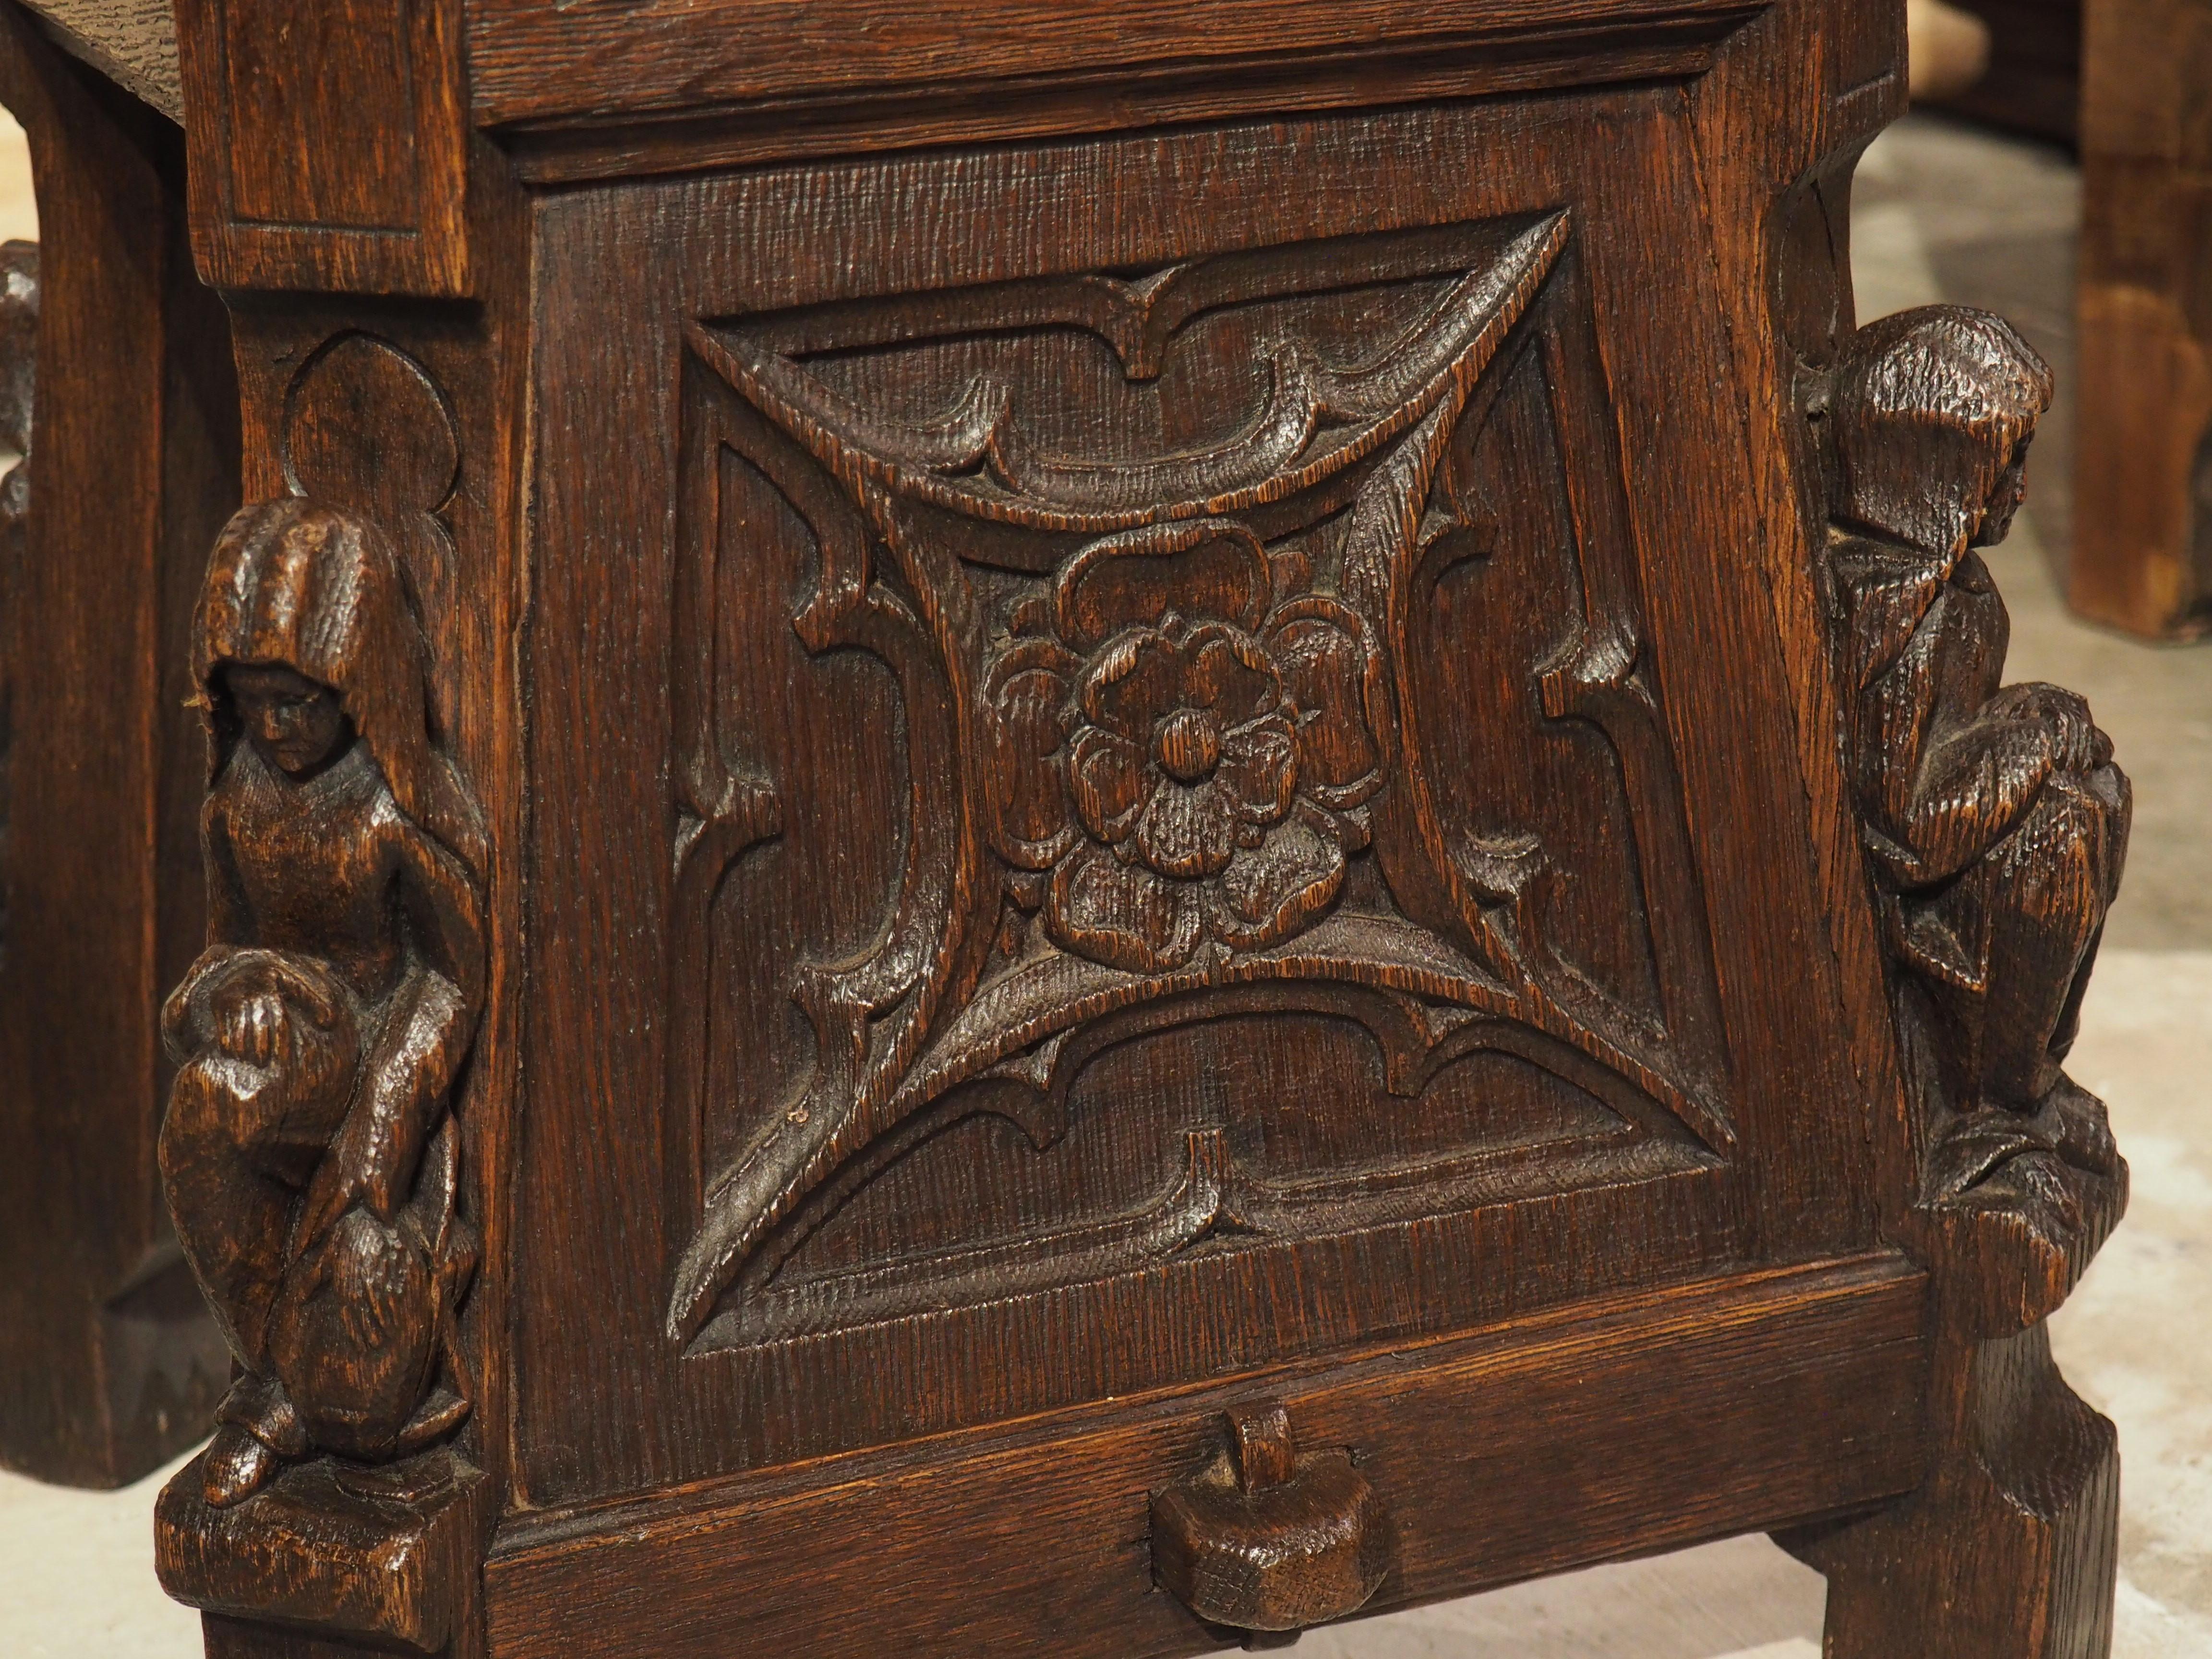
[157,1063,313,1369]
[1973,769,2129,1109]
[1783,1320,2118,1658]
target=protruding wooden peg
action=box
[1151,1399,1395,1637]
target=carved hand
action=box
[1984,682,2107,774]
[159,945,238,1053]
[219,990,292,1069]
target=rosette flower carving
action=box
[986,522,1384,973]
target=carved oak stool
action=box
[3,0,2135,1653]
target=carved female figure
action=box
[1824,307,2129,1190]
[159,499,486,1506]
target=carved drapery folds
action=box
[158,497,486,1507]
[670,211,1734,1345]
[1818,305,2129,1310]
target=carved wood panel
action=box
[518,89,1885,1503]
[667,211,1731,1349]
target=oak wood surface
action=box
[2071,0,2212,637]
[15,0,178,120]
[466,0,1766,131]
[171,0,471,295]
[91,0,2140,1653]
[510,72,1894,1511]
[485,1257,1929,1659]
[0,0,235,1488]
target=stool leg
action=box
[1779,1322,2118,1659]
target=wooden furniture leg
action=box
[1796,1323,2119,1659]
[2071,0,2212,637]
[0,1,236,1486]
[6,0,2136,1651]
[1784,1253,2122,1655]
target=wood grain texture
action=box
[59,0,2129,1649]
[155,497,488,1509]
[468,0,1767,133]
[171,146,538,1645]
[2070,0,2212,637]
[1150,1400,1396,1633]
[158,1448,492,1654]
[514,72,1895,1511]
[171,0,470,295]
[486,1258,1929,1659]
[17,0,180,120]
[0,0,237,1489]
[1822,306,2130,1221]
[1783,300,2134,1657]
[1781,1305,2119,1656]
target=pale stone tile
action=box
[0,1445,202,1658]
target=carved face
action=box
[1971,438,2031,550]
[225,662,354,779]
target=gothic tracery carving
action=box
[669,212,1731,1342]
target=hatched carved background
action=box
[667,211,1729,1347]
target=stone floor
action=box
[2,112,2207,1658]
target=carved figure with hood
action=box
[159,498,486,1507]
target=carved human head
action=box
[1827,306,2052,560]
[192,498,484,872]
[224,662,353,778]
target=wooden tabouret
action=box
[1,0,2134,1652]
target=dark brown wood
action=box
[1821,306,2128,1181]
[1769,303,2131,1659]
[73,0,2133,1653]
[466,0,1767,137]
[484,1258,1929,1659]
[1150,1399,1395,1635]
[159,1450,492,1654]
[171,0,470,295]
[2070,0,2212,637]
[0,0,237,1489]
[157,498,488,1509]
[1779,1281,2121,1657]
[17,0,180,120]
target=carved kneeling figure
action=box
[1823,307,2130,1211]
[158,500,486,1507]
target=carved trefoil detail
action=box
[670,212,1731,1345]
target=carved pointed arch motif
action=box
[669,211,1729,1345]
